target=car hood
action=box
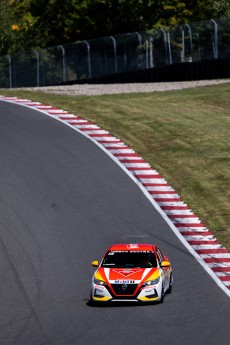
[95,267,159,284]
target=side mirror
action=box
[161,260,171,268]
[91,260,99,267]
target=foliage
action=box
[0,0,40,54]
[1,0,230,55]
[153,0,230,28]
[195,0,230,20]
[0,0,16,54]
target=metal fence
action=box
[1,17,230,88]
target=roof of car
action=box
[107,244,156,252]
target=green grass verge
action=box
[1,84,230,250]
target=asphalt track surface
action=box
[0,101,230,345]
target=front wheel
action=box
[88,292,95,306]
[168,274,173,294]
[159,284,164,303]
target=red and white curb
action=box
[1,95,230,297]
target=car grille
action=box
[111,284,138,296]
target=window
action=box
[156,248,164,263]
[102,251,157,268]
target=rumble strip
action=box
[1,95,229,297]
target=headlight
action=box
[142,277,160,287]
[93,277,107,286]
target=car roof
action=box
[107,244,157,252]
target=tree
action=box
[0,0,41,55]
[27,0,161,44]
[153,0,230,29]
[1,0,230,55]
[0,0,16,54]
[28,0,90,45]
[83,0,161,38]
[195,0,230,20]
[153,1,198,28]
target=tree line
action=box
[1,0,230,56]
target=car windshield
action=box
[101,251,157,268]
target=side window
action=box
[156,248,164,263]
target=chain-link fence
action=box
[1,18,230,88]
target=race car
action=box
[90,243,173,303]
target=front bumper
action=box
[91,282,162,302]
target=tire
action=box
[168,274,173,294]
[159,284,164,303]
[88,292,95,306]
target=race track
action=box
[0,101,229,345]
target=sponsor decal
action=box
[143,286,156,291]
[127,244,139,249]
[114,280,135,284]
[112,268,143,277]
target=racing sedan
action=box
[90,243,173,303]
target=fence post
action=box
[110,36,118,73]
[34,50,40,86]
[159,29,168,64]
[181,28,185,62]
[135,32,143,68]
[149,37,154,68]
[58,45,66,82]
[7,55,12,88]
[167,32,172,64]
[185,24,193,62]
[83,41,91,79]
[145,38,149,68]
[211,19,218,59]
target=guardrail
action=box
[0,17,230,88]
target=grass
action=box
[1,84,230,250]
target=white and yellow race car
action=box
[91,243,173,303]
